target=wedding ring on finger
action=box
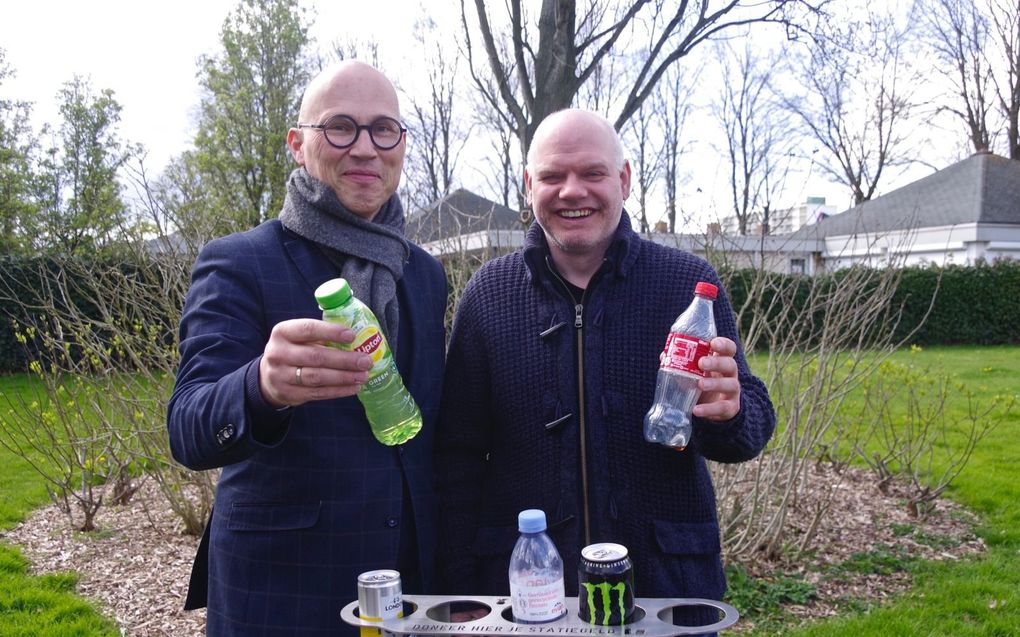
[295,366,303,386]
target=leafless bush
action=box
[707,229,939,563]
[0,362,135,532]
[0,226,214,535]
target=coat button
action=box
[386,516,399,528]
[216,424,235,444]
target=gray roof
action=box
[792,152,1020,239]
[406,188,524,244]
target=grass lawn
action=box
[746,345,1020,636]
[0,374,120,637]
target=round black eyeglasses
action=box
[296,114,406,150]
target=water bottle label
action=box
[510,577,566,622]
[352,326,390,367]
[660,333,710,376]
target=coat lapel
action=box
[281,231,337,292]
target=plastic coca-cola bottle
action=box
[643,281,718,450]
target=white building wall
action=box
[820,223,1020,270]
[719,198,838,236]
[770,198,837,235]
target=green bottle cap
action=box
[314,278,353,310]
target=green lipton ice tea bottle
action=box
[314,278,422,446]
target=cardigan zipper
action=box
[544,257,602,547]
[574,298,590,546]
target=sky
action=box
[2,0,235,171]
[1,0,959,229]
[0,0,425,172]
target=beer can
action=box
[357,569,403,637]
[578,543,635,625]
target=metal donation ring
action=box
[295,366,303,386]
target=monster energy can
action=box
[578,543,635,625]
[357,569,403,637]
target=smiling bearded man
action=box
[435,109,776,637]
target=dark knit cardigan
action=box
[435,212,775,617]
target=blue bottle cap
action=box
[518,509,547,533]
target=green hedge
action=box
[0,256,181,375]
[724,259,1020,349]
[893,259,1020,345]
[2,257,1018,374]
[0,258,66,374]
[0,318,27,374]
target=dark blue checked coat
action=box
[168,218,446,636]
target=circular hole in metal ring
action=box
[656,602,735,632]
[424,600,492,623]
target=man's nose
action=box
[348,129,378,157]
[559,174,586,198]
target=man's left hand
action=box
[693,337,741,421]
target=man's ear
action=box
[524,168,533,205]
[620,160,632,200]
[286,128,305,165]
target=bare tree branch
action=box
[783,10,916,205]
[462,0,823,159]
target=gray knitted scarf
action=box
[279,168,409,353]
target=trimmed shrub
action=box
[724,259,1020,349]
[893,259,1020,345]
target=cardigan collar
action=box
[522,209,641,285]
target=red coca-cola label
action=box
[355,330,383,355]
[659,332,710,375]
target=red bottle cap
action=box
[694,282,718,299]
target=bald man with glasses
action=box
[168,61,447,636]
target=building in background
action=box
[716,196,836,236]
[769,196,837,235]
[406,188,525,260]
[791,151,1020,270]
[413,153,1020,275]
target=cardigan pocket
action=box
[470,512,575,557]
[226,501,322,532]
[652,519,721,556]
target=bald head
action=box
[527,109,625,172]
[299,60,401,125]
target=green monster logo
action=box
[581,581,628,626]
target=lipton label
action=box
[352,327,388,365]
[659,332,709,376]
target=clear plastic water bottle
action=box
[643,281,718,450]
[314,278,422,446]
[508,509,566,624]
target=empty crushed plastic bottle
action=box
[314,278,422,446]
[643,281,718,450]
